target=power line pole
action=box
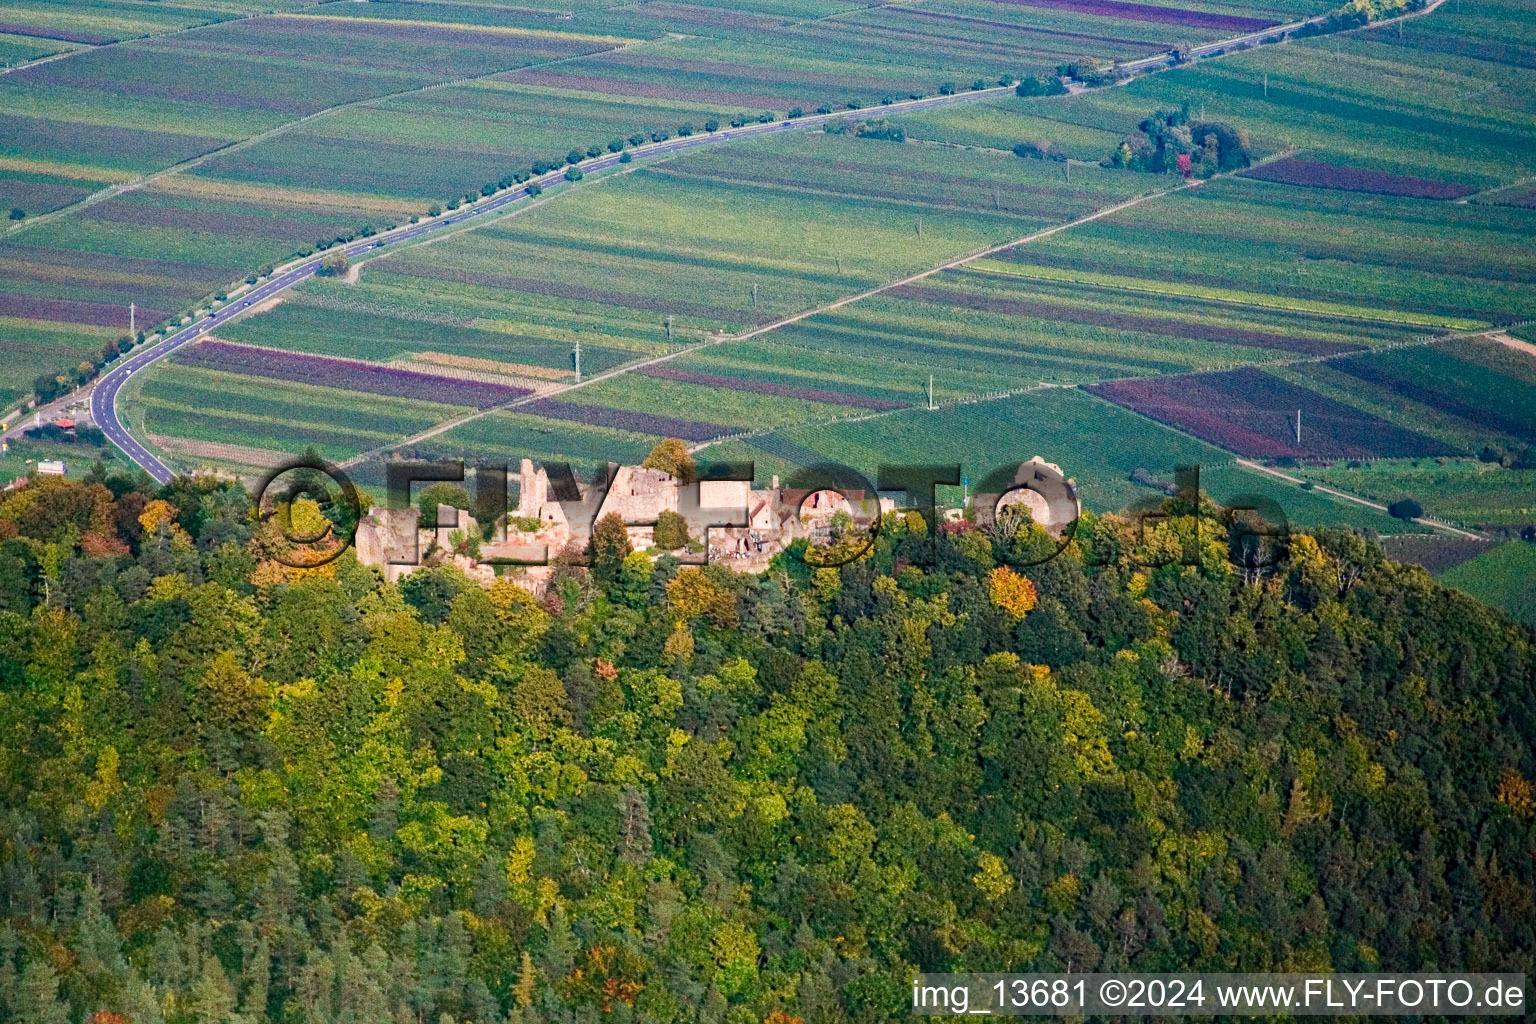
[1295,408,1302,446]
[574,337,581,382]
[129,302,135,337]
[665,315,673,342]
[751,282,758,307]
[927,374,935,410]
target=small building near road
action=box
[36,460,67,477]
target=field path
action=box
[0,4,287,79]
[1,36,645,240]
[1491,332,1536,359]
[1233,459,1487,539]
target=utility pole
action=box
[927,374,936,410]
[751,282,758,307]
[836,256,843,275]
[1295,408,1302,446]
[574,337,581,382]
[129,302,135,337]
[1263,74,1268,97]
[917,216,923,237]
[665,315,673,342]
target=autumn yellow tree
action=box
[1496,769,1534,818]
[666,566,738,627]
[989,566,1037,619]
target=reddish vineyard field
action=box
[636,365,909,410]
[1241,158,1477,199]
[1088,368,1461,459]
[0,292,162,328]
[174,341,527,408]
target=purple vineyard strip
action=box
[1089,368,1462,459]
[637,365,909,410]
[174,341,528,408]
[0,23,116,45]
[0,293,154,328]
[518,398,732,441]
[1241,158,1478,199]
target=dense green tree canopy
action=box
[0,470,1531,1023]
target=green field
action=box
[1005,176,1536,327]
[0,433,124,484]
[1270,338,1536,457]
[211,128,1152,361]
[128,364,468,470]
[1438,540,1536,625]
[1305,459,1536,528]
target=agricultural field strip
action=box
[704,371,1490,539]
[1075,0,1401,76]
[685,324,1519,538]
[6,0,1361,245]
[970,259,1487,332]
[1467,175,1536,203]
[1073,322,1530,535]
[683,379,1077,452]
[1233,458,1486,538]
[97,1,1450,477]
[0,4,271,78]
[1078,321,1528,392]
[0,37,639,241]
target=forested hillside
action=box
[0,467,1533,1023]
